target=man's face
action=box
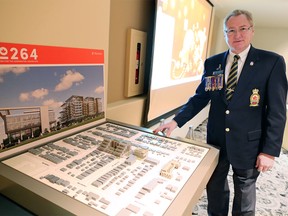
[224,14,254,54]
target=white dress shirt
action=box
[225,45,251,84]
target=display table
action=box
[0,120,219,216]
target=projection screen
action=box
[145,0,213,126]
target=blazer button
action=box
[226,110,230,114]
[225,128,230,132]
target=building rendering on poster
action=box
[0,42,105,151]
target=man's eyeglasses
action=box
[225,26,253,36]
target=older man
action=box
[154,9,287,216]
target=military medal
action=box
[205,76,211,91]
[250,88,260,106]
[211,76,216,90]
[217,74,223,90]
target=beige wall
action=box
[106,0,154,126]
[108,0,154,103]
[252,28,288,74]
[0,0,110,53]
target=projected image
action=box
[146,0,213,124]
[151,0,211,90]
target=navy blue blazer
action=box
[174,46,287,169]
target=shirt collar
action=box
[229,44,251,61]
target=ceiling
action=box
[210,0,288,28]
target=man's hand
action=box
[255,153,275,172]
[153,120,178,137]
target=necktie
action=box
[226,55,240,101]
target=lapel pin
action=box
[250,61,254,66]
[217,64,222,70]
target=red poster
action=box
[0,42,104,64]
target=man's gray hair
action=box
[223,9,254,30]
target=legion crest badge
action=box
[250,89,260,106]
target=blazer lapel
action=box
[220,51,229,104]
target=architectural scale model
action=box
[2,122,210,216]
